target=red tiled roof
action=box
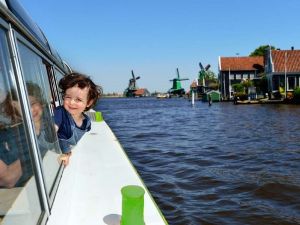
[220,56,263,71]
[271,50,300,72]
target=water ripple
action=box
[97,98,300,225]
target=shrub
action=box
[232,83,244,93]
[235,92,248,100]
[293,87,300,103]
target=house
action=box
[218,56,264,100]
[134,88,150,97]
[202,90,221,102]
[265,48,300,99]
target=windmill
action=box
[124,70,141,97]
[168,68,189,96]
[198,62,210,86]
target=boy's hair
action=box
[59,72,103,111]
[26,82,45,105]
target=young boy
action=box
[54,73,102,166]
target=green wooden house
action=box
[203,90,221,102]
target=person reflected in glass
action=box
[0,89,23,188]
[54,72,102,166]
[27,82,57,157]
[0,83,58,188]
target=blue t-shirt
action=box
[54,106,91,152]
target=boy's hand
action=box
[59,152,72,167]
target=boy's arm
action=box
[54,124,59,132]
[53,107,62,129]
[53,107,71,166]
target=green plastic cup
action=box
[95,111,103,122]
[121,185,145,225]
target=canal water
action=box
[95,97,300,225]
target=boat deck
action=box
[47,121,167,225]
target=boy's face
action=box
[29,96,43,123]
[63,85,91,116]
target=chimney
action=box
[291,46,294,50]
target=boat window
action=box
[0,26,43,225]
[17,41,62,198]
[6,0,50,50]
[44,64,59,111]
[54,69,64,105]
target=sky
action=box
[19,0,300,94]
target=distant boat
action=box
[156,93,169,99]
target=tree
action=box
[249,45,276,56]
[204,70,216,80]
[232,83,244,93]
[253,74,268,94]
[205,70,219,90]
[242,79,253,94]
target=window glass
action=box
[6,0,49,50]
[235,74,241,79]
[273,76,285,91]
[0,27,42,224]
[273,76,279,91]
[54,69,64,106]
[17,41,62,197]
[287,77,295,91]
[242,74,249,79]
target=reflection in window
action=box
[0,27,42,224]
[18,41,62,197]
[55,69,64,104]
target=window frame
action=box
[1,18,47,224]
[9,25,64,211]
[53,68,65,105]
[14,31,65,205]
